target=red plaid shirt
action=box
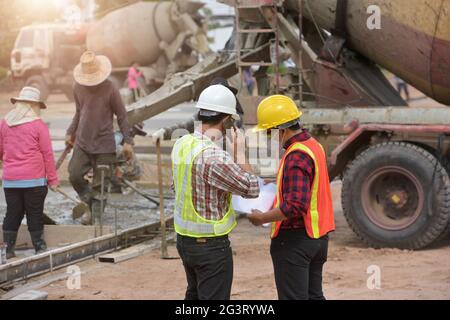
[191,132,260,221]
[279,130,315,230]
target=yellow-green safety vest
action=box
[171,134,237,238]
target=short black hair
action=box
[197,111,229,125]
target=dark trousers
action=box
[68,145,116,202]
[271,228,329,300]
[176,234,233,300]
[2,187,48,232]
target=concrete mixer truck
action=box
[9,0,209,102]
[124,0,450,250]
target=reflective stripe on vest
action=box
[271,138,335,239]
[171,134,237,238]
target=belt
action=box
[177,234,229,244]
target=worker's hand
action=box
[248,209,265,226]
[122,143,134,161]
[152,128,166,144]
[65,135,75,148]
[49,185,59,193]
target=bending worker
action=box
[172,84,260,300]
[248,95,335,300]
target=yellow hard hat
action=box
[253,95,303,132]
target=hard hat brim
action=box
[196,107,240,121]
[252,125,273,133]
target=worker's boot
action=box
[30,230,47,255]
[78,193,93,225]
[3,230,18,259]
[80,210,93,226]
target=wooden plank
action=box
[10,290,48,300]
[1,273,69,300]
[0,225,113,249]
[99,243,158,264]
[99,233,176,264]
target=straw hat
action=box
[11,86,47,109]
[73,51,112,86]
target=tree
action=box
[0,0,61,67]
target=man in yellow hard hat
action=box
[248,95,335,300]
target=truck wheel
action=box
[342,142,450,249]
[435,157,450,243]
[25,75,49,102]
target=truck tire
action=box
[25,75,49,102]
[342,142,450,249]
[435,157,450,243]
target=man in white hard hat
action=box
[172,84,260,300]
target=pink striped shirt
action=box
[0,119,59,186]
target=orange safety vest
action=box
[272,137,335,239]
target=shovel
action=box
[55,188,90,220]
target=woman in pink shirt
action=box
[0,87,59,259]
[128,62,143,102]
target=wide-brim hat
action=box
[11,86,47,109]
[74,51,112,87]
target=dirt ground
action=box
[29,182,450,300]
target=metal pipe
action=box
[274,6,280,93]
[301,107,450,126]
[298,0,303,102]
[156,138,169,259]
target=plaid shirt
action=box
[279,130,315,230]
[191,132,260,221]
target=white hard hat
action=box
[196,85,240,120]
